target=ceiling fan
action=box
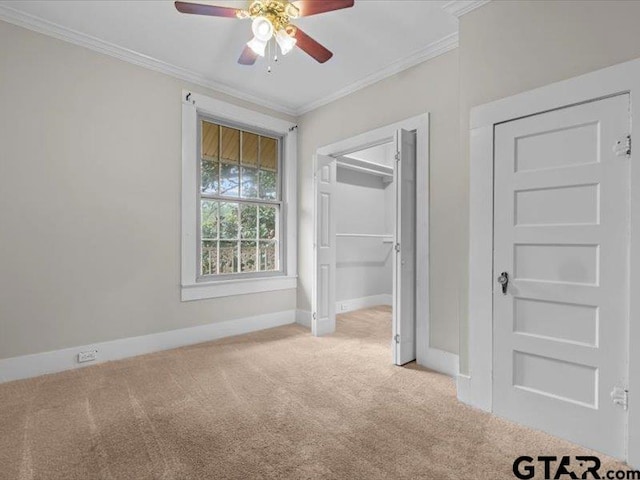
[174,0,354,65]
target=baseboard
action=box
[314,317,335,336]
[418,347,459,377]
[455,373,491,411]
[456,374,472,404]
[0,309,296,384]
[336,294,393,313]
[295,309,311,328]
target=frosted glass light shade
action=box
[275,29,297,55]
[247,37,267,56]
[251,17,273,42]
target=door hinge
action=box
[611,386,628,410]
[613,134,631,157]
[312,312,317,320]
[393,334,400,344]
[395,152,400,161]
[394,243,400,253]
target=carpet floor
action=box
[0,306,629,479]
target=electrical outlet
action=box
[77,350,98,363]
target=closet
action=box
[314,127,417,365]
[335,143,395,314]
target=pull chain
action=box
[266,38,279,74]
[274,37,278,64]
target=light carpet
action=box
[0,306,629,479]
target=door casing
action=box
[463,57,640,465]
[312,114,442,369]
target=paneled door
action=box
[312,154,336,336]
[493,94,631,457]
[393,129,417,365]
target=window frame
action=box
[181,91,297,301]
[196,114,285,281]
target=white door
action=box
[312,154,337,337]
[493,94,630,457]
[393,129,417,365]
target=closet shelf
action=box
[336,155,394,181]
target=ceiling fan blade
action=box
[238,45,258,65]
[294,28,333,63]
[291,0,354,17]
[174,1,239,18]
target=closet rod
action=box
[337,163,394,179]
[336,233,393,238]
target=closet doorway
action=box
[312,115,429,366]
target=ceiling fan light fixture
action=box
[285,3,300,19]
[174,0,352,66]
[247,37,268,56]
[251,16,274,42]
[275,29,297,55]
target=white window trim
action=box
[181,91,297,301]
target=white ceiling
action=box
[0,1,473,115]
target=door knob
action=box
[497,272,509,295]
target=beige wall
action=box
[5,0,640,367]
[458,0,640,372]
[297,50,462,354]
[0,21,296,359]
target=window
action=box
[181,91,297,301]
[198,119,282,278]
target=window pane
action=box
[240,204,257,239]
[242,131,259,167]
[259,241,277,271]
[219,202,238,239]
[241,167,258,199]
[201,121,220,195]
[220,162,239,197]
[201,240,218,276]
[220,126,240,197]
[259,169,277,200]
[220,126,239,163]
[240,241,257,272]
[219,241,238,274]
[202,121,219,160]
[201,200,218,240]
[259,205,277,239]
[201,158,219,194]
[259,136,277,172]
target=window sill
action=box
[181,275,297,302]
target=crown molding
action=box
[442,0,491,18]
[295,32,458,116]
[0,4,298,116]
[0,3,461,118]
